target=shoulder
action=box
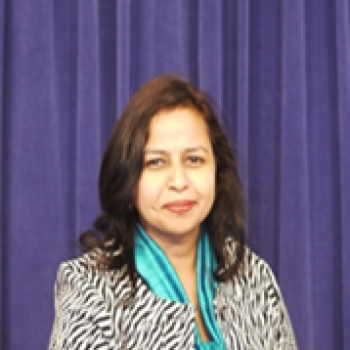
[49,254,129,349]
[52,252,134,330]
[242,246,280,288]
[55,252,130,303]
[226,243,285,307]
[224,238,281,292]
[220,241,298,348]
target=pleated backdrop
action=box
[1,1,349,349]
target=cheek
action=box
[190,169,216,199]
[136,173,164,209]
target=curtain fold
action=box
[3,1,66,349]
[335,0,350,347]
[305,1,344,348]
[278,3,312,348]
[115,1,130,117]
[0,0,5,344]
[197,2,224,107]
[1,1,349,349]
[75,0,101,237]
[234,1,250,222]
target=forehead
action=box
[145,107,212,150]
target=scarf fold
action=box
[135,224,225,349]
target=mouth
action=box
[163,200,196,214]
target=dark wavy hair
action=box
[80,74,245,287]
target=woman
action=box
[49,75,297,349]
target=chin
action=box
[140,215,204,239]
[162,223,201,238]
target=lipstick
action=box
[163,200,195,214]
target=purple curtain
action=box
[1,1,349,349]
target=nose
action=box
[169,163,188,191]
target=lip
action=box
[163,200,196,214]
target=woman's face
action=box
[135,107,216,243]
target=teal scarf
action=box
[135,224,225,349]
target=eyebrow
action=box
[144,146,209,154]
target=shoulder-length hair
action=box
[80,74,245,286]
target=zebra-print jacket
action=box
[49,244,298,349]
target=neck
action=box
[164,236,198,273]
[142,224,200,274]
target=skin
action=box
[135,107,216,341]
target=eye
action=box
[145,158,165,168]
[186,155,204,165]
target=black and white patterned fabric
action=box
[49,242,298,349]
